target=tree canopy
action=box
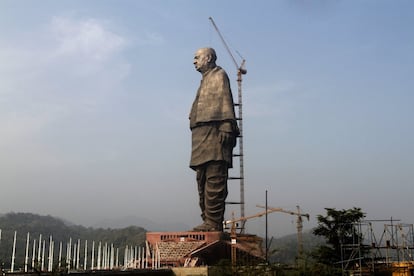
[312,207,365,266]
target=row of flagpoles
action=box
[0,229,159,273]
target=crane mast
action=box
[223,208,283,266]
[209,17,247,233]
[257,205,310,260]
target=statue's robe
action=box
[189,66,238,170]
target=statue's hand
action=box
[218,121,237,146]
[219,131,232,145]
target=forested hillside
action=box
[0,213,147,269]
[269,230,326,264]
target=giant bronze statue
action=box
[189,47,239,232]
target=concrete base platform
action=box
[146,231,264,267]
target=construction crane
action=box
[209,16,247,233]
[223,208,284,266]
[257,205,310,260]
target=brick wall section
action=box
[157,241,205,261]
[146,232,228,266]
[146,232,226,245]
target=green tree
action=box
[312,207,365,268]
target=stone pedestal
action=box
[145,231,264,267]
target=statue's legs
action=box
[196,167,206,222]
[194,161,228,231]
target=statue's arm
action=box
[218,121,237,146]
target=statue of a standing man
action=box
[189,47,239,232]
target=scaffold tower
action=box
[209,17,247,233]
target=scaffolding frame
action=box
[340,219,414,275]
[208,17,247,233]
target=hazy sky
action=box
[1,0,413,237]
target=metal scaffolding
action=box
[209,17,247,233]
[340,219,414,275]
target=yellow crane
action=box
[256,205,310,260]
[223,208,283,266]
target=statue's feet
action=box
[192,222,221,232]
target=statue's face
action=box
[193,49,210,73]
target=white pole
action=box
[48,238,54,272]
[116,248,119,268]
[47,236,52,271]
[41,239,45,271]
[66,242,69,269]
[130,246,134,267]
[84,240,88,270]
[52,241,55,270]
[158,244,160,269]
[138,247,141,269]
[97,242,101,270]
[25,232,30,272]
[127,246,130,268]
[76,239,80,270]
[142,247,145,269]
[50,239,55,271]
[37,234,42,267]
[130,245,133,268]
[134,246,137,268]
[32,239,36,269]
[58,242,62,269]
[91,241,95,270]
[145,242,149,269]
[151,248,155,269]
[110,244,114,270]
[48,238,51,272]
[153,247,155,269]
[113,244,115,269]
[67,238,72,270]
[129,245,132,267]
[124,246,127,268]
[73,243,77,269]
[103,243,107,269]
[11,231,17,273]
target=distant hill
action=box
[268,230,326,264]
[0,212,147,269]
[92,215,190,232]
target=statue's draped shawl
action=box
[189,66,238,169]
[190,66,236,128]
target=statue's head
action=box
[194,47,217,73]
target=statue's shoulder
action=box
[214,66,225,74]
[212,66,229,79]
